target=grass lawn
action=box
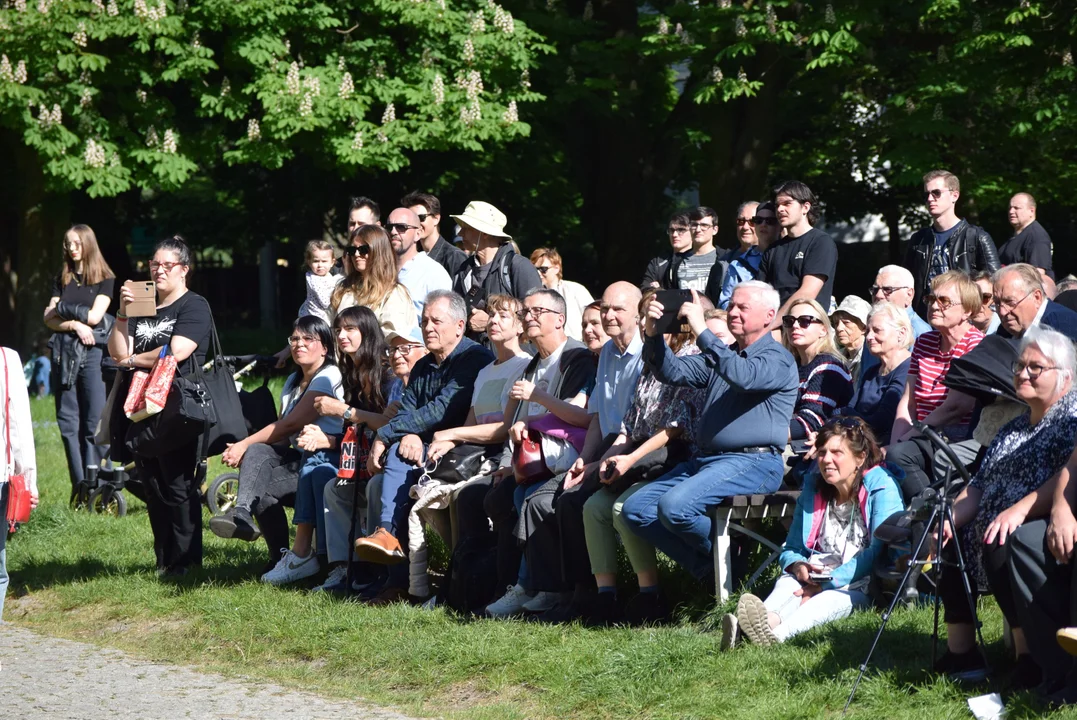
[7,397,1077,719]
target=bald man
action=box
[516,281,648,623]
[999,192,1053,280]
[387,206,453,321]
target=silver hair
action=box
[524,286,568,317]
[992,263,1045,295]
[736,200,760,217]
[1020,326,1077,395]
[424,289,468,323]
[731,280,780,312]
[876,264,915,287]
[867,301,914,350]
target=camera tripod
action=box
[843,424,991,713]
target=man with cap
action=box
[386,207,454,323]
[831,295,872,385]
[451,201,543,344]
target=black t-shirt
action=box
[129,291,213,375]
[998,220,1053,274]
[759,227,838,306]
[51,272,115,312]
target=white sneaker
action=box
[311,564,348,593]
[521,591,559,614]
[261,549,320,586]
[486,584,534,618]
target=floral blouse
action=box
[964,390,1077,582]
[620,342,707,450]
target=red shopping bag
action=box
[124,370,151,418]
[143,347,177,415]
[338,424,357,480]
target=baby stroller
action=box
[202,354,282,514]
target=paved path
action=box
[0,625,419,719]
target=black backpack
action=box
[442,532,499,616]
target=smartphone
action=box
[808,573,833,583]
[653,289,693,335]
[124,280,157,317]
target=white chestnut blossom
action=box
[502,100,518,124]
[162,129,178,154]
[338,72,354,99]
[432,74,445,105]
[463,38,475,63]
[286,62,300,94]
[381,103,395,124]
[14,60,27,84]
[247,118,261,140]
[84,139,106,168]
[351,130,363,150]
[73,22,88,47]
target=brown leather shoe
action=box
[354,527,407,565]
[365,586,412,607]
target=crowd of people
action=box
[17,169,1077,706]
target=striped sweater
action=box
[909,328,985,426]
[790,353,854,440]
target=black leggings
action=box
[938,530,1017,627]
[54,346,107,490]
[136,438,202,572]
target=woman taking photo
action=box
[783,298,854,445]
[108,236,212,577]
[330,224,416,334]
[44,224,115,498]
[931,327,1077,687]
[729,417,903,647]
[209,315,343,577]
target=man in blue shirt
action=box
[871,266,933,338]
[388,207,454,323]
[718,201,765,309]
[357,290,494,603]
[620,281,799,582]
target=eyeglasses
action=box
[1012,361,1059,379]
[344,245,371,258]
[870,285,910,297]
[923,293,957,310]
[535,266,555,275]
[689,222,715,230]
[389,343,424,357]
[752,216,778,226]
[923,188,947,201]
[980,292,993,304]
[994,289,1035,313]
[63,240,82,249]
[149,261,184,272]
[288,334,319,346]
[517,306,562,320]
[386,223,418,235]
[782,315,824,329]
[667,226,690,236]
[735,218,756,227]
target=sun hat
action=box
[830,295,872,327]
[450,201,512,240]
[383,320,424,345]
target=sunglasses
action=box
[535,266,555,275]
[923,293,957,310]
[782,315,824,329]
[343,245,371,258]
[752,216,778,226]
[386,222,418,234]
[980,292,993,304]
[870,285,910,297]
[416,213,429,223]
[923,188,947,201]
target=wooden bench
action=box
[711,490,801,602]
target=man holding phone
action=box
[619,281,799,585]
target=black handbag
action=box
[427,443,499,485]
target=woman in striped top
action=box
[888,271,985,497]
[782,299,854,444]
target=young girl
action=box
[300,240,342,324]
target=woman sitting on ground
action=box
[783,298,854,446]
[210,316,343,574]
[330,224,416,333]
[729,416,903,647]
[929,327,1077,688]
[835,302,913,445]
[581,301,609,355]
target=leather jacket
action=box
[904,219,999,313]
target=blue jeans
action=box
[293,450,340,557]
[0,483,8,620]
[378,442,425,587]
[619,451,784,578]
[512,481,546,591]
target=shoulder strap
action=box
[2,350,11,470]
[509,354,542,426]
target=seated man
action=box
[355,290,494,604]
[619,281,799,585]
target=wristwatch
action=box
[344,407,355,423]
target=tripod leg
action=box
[943,502,992,671]
[844,505,940,715]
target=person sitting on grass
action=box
[728,416,903,648]
[210,315,344,577]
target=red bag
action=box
[124,370,151,418]
[338,424,357,480]
[3,350,31,533]
[143,347,177,414]
[513,429,551,486]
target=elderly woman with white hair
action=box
[930,326,1077,688]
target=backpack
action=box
[442,531,499,616]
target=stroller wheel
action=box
[89,485,128,518]
[207,472,240,515]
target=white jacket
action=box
[1,347,37,494]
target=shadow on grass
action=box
[10,556,128,595]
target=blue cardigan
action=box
[778,463,905,590]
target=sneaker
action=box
[521,591,560,614]
[624,592,669,626]
[583,592,622,628]
[354,528,407,565]
[209,507,261,542]
[737,593,778,647]
[1059,627,1077,657]
[261,549,320,586]
[932,649,988,682]
[533,591,587,624]
[311,564,349,594]
[486,584,534,618]
[720,613,739,651]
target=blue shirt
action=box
[588,332,645,437]
[839,356,911,445]
[397,251,453,322]
[644,330,799,453]
[907,305,932,338]
[718,247,763,309]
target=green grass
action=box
[9,398,1077,719]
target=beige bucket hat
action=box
[450,201,512,240]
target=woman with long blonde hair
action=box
[331,224,416,333]
[43,224,116,497]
